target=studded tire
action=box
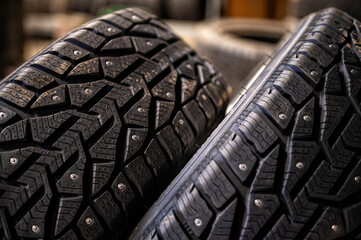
[0,8,228,240]
[130,8,361,240]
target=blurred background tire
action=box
[194,18,291,97]
[292,0,361,20]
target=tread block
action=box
[250,146,279,192]
[306,160,342,197]
[298,42,333,67]
[292,98,315,139]
[342,44,359,65]
[92,162,115,195]
[152,71,177,101]
[124,95,150,127]
[77,207,105,240]
[101,36,133,53]
[305,31,339,56]
[320,94,350,141]
[68,58,100,78]
[172,111,195,148]
[13,67,55,90]
[163,41,191,63]
[132,37,166,55]
[124,128,148,160]
[155,101,174,130]
[111,172,136,213]
[49,42,89,61]
[89,121,122,160]
[55,196,82,235]
[208,199,237,240]
[324,65,343,94]
[342,63,361,100]
[257,88,295,129]
[157,211,188,240]
[0,83,35,108]
[30,85,67,109]
[85,20,122,37]
[68,81,106,108]
[273,69,312,104]
[288,54,322,85]
[93,191,122,232]
[124,156,155,198]
[31,54,71,76]
[240,194,280,240]
[341,114,361,148]
[0,120,28,142]
[135,60,164,83]
[283,141,320,193]
[100,55,140,79]
[305,208,345,240]
[157,126,183,167]
[219,132,257,182]
[194,160,236,208]
[176,184,213,237]
[196,89,216,122]
[144,139,170,178]
[180,77,198,104]
[238,112,278,153]
[102,13,133,29]
[182,100,206,137]
[66,29,105,50]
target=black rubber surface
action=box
[130,8,361,240]
[0,8,228,239]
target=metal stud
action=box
[254,199,263,207]
[328,44,336,49]
[278,113,286,120]
[105,60,113,66]
[194,218,202,227]
[0,111,6,119]
[73,50,81,55]
[201,94,207,101]
[166,92,172,98]
[69,173,78,181]
[351,69,356,74]
[107,27,114,32]
[239,163,247,171]
[146,41,152,46]
[310,70,318,76]
[132,134,139,141]
[84,88,92,94]
[296,162,304,169]
[131,15,139,21]
[137,107,144,113]
[85,217,94,225]
[331,224,340,232]
[31,224,40,233]
[303,114,311,121]
[9,157,18,165]
[52,95,60,101]
[117,183,126,191]
[355,176,361,183]
[179,119,184,125]
[215,80,220,86]
[186,64,192,69]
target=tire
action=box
[292,0,361,21]
[194,19,292,97]
[0,8,228,239]
[130,8,361,240]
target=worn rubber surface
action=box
[0,8,228,240]
[194,19,291,97]
[130,8,361,240]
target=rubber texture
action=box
[293,0,361,21]
[0,8,228,240]
[130,8,361,240]
[194,19,292,97]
